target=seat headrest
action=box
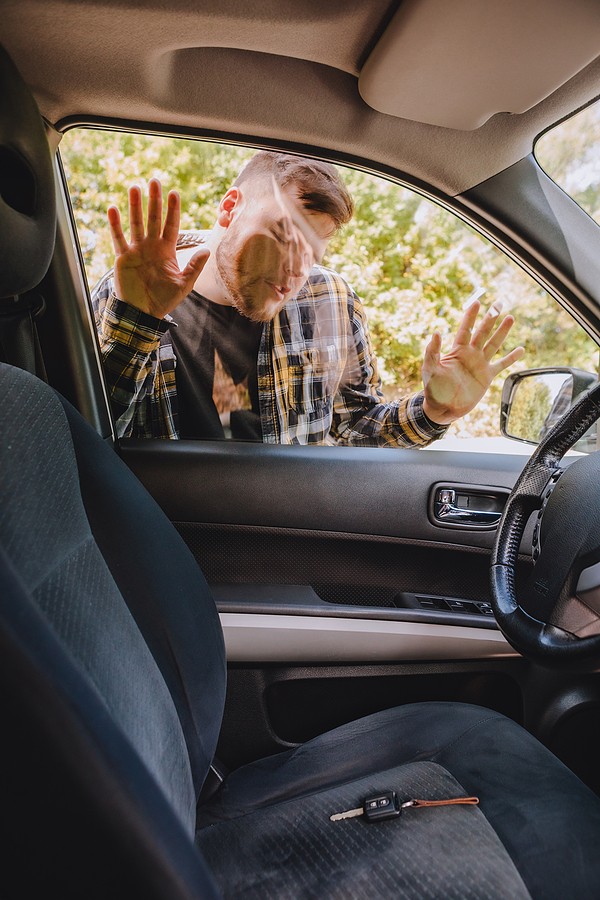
[0,45,57,299]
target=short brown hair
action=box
[234,151,354,231]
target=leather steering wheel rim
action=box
[491,379,600,666]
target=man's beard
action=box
[215,237,283,323]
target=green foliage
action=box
[60,125,600,440]
[536,102,600,226]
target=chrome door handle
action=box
[431,486,507,529]
[434,501,501,526]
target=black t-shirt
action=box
[170,291,263,440]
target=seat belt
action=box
[198,757,229,804]
[0,291,47,380]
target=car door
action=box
[51,128,600,771]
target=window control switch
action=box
[446,599,473,612]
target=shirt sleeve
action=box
[331,279,449,448]
[91,272,176,438]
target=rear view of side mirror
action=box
[500,367,598,449]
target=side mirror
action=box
[500,367,598,449]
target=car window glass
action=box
[535,99,600,227]
[60,129,599,451]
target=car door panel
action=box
[120,439,534,634]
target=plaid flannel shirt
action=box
[92,238,447,447]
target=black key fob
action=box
[363,791,401,822]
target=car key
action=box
[330,792,479,822]
[330,791,401,822]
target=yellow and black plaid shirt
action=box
[92,254,447,447]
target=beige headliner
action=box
[2,0,600,195]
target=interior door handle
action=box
[431,486,507,529]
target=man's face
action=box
[215,182,335,322]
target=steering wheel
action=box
[491,380,600,666]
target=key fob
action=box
[363,791,400,822]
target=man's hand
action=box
[422,300,524,425]
[107,178,210,319]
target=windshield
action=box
[535,99,600,226]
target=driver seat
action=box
[2,44,600,899]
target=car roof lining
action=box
[2,0,600,196]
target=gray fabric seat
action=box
[2,40,600,900]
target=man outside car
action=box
[92,151,524,444]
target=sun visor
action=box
[359,0,600,130]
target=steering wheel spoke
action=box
[514,460,559,504]
[522,541,577,624]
